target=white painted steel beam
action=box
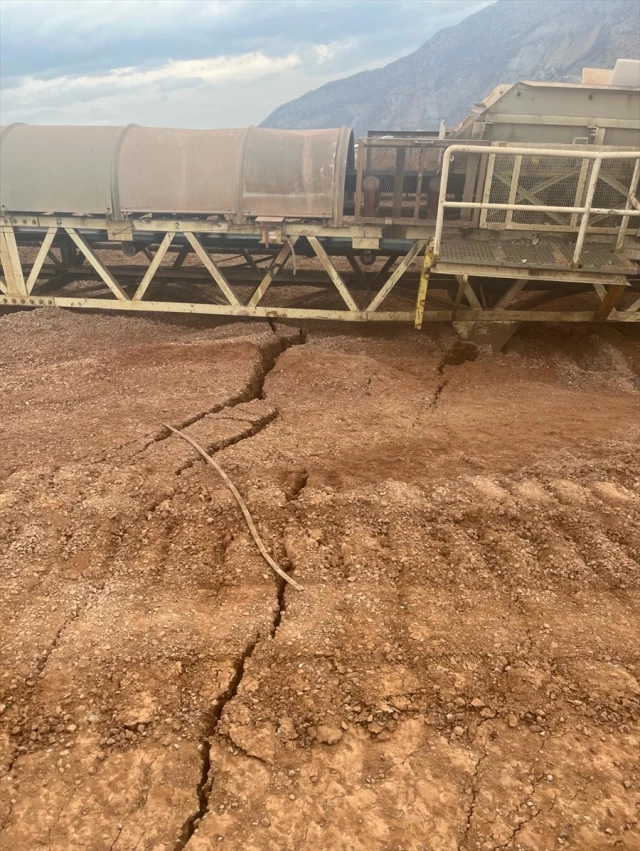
[2,293,637,323]
[26,227,58,294]
[307,235,358,311]
[436,262,629,287]
[64,228,128,300]
[367,239,425,311]
[133,232,174,301]
[183,232,239,305]
[248,238,298,307]
[0,226,27,296]
[494,278,527,310]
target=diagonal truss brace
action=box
[494,278,527,309]
[248,237,298,307]
[594,284,628,320]
[368,240,426,312]
[64,228,128,300]
[184,232,239,305]
[307,236,358,311]
[26,227,58,294]
[451,274,483,316]
[0,224,27,295]
[133,232,174,301]
[450,274,469,320]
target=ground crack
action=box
[171,326,304,850]
[458,750,488,850]
[172,632,260,851]
[285,468,308,501]
[175,408,279,476]
[430,339,479,409]
[491,736,556,851]
[430,370,449,409]
[103,325,306,465]
[173,548,296,850]
[429,354,449,410]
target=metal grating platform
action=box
[438,240,637,274]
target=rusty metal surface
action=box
[242,126,352,224]
[0,124,353,225]
[118,126,245,217]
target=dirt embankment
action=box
[0,309,639,851]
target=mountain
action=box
[260,0,640,137]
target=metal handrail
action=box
[433,145,640,268]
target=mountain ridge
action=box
[260,0,640,136]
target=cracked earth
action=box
[0,307,639,850]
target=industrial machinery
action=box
[1,61,639,331]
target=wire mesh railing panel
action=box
[482,153,638,233]
[433,145,640,266]
[486,155,583,228]
[590,158,636,229]
[483,154,514,224]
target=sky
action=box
[0,0,493,128]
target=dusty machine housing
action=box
[1,60,639,335]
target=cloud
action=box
[0,0,494,127]
[4,52,302,102]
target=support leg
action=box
[0,225,27,296]
[414,245,435,329]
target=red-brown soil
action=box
[0,308,639,851]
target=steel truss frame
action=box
[1,217,638,327]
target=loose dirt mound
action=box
[0,310,638,850]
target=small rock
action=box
[454,726,465,736]
[470,698,485,709]
[277,717,298,741]
[367,722,384,735]
[229,724,276,764]
[507,714,518,727]
[316,725,343,745]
